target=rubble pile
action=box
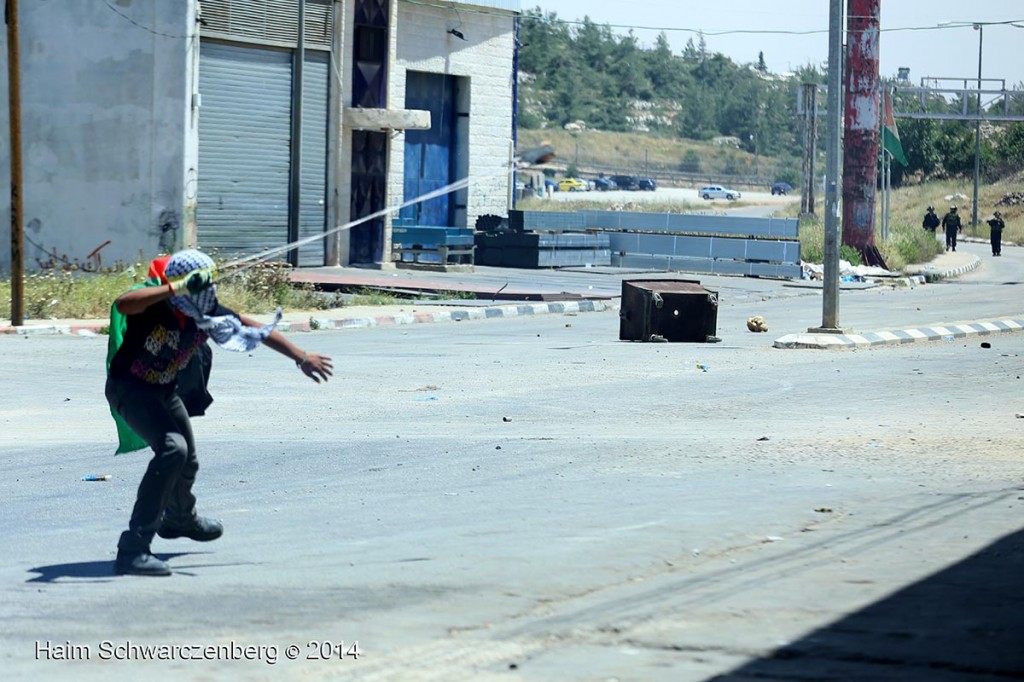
[996,192,1024,207]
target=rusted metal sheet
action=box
[842,0,885,267]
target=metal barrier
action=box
[584,210,801,279]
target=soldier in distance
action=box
[941,205,962,252]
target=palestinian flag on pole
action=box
[882,86,909,167]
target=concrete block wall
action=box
[0,1,196,275]
[389,2,516,234]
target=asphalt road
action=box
[1,240,1022,681]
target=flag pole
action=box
[880,150,888,240]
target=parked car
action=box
[637,177,658,191]
[558,177,588,192]
[699,185,742,200]
[771,182,793,196]
[610,174,640,191]
[592,177,618,191]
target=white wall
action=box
[0,1,195,275]
[390,1,516,232]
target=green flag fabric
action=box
[106,277,160,454]
[882,88,909,167]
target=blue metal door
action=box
[402,71,456,226]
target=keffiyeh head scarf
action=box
[165,249,219,316]
[163,249,282,352]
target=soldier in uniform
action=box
[941,205,962,252]
[922,205,940,235]
[986,210,1005,257]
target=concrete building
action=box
[0,0,520,274]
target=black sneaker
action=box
[157,516,223,542]
[115,551,172,576]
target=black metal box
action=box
[619,279,720,343]
[474,232,611,268]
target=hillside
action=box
[515,8,1024,190]
[516,128,797,190]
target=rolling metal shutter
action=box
[197,43,328,264]
[198,42,292,259]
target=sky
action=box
[529,1,1024,90]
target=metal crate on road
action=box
[619,279,721,343]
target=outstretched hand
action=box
[297,352,333,384]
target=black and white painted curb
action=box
[1,300,614,336]
[255,300,613,332]
[774,255,994,349]
[912,253,982,282]
[774,319,1024,350]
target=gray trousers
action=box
[105,378,200,554]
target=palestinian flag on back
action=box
[106,256,171,454]
[882,87,909,167]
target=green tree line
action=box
[517,8,1024,186]
[892,89,1024,185]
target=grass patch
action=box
[0,268,145,321]
[0,260,347,321]
[436,290,477,300]
[347,288,401,306]
[886,174,1024,245]
[785,183,959,269]
[215,262,343,313]
[877,222,945,271]
[517,128,771,181]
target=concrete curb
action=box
[774,318,1024,350]
[908,253,981,282]
[0,300,614,337]
[289,299,613,332]
[773,256,1003,350]
[0,323,105,337]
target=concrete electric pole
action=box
[811,0,845,333]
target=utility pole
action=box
[6,0,25,326]
[972,23,983,228]
[800,83,818,215]
[841,0,883,267]
[811,0,844,333]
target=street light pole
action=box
[972,23,983,228]
[812,0,844,333]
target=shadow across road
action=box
[710,527,1024,681]
[27,553,205,583]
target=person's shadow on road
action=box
[26,553,215,582]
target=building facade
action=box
[0,0,519,274]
